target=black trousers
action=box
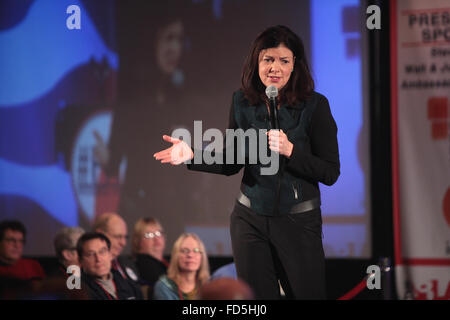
[230,201,326,300]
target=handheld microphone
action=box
[265,85,279,130]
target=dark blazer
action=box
[135,254,167,287]
[135,254,168,299]
[116,255,140,283]
[188,89,340,216]
[81,269,143,300]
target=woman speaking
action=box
[154,25,340,299]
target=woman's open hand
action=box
[267,129,293,158]
[153,135,194,165]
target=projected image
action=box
[0,0,370,258]
[0,0,118,253]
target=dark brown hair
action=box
[241,25,314,106]
[0,220,26,242]
[76,232,111,259]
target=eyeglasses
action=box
[144,231,164,239]
[2,238,25,245]
[83,247,109,259]
[179,247,202,255]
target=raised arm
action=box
[154,92,244,176]
[186,93,244,176]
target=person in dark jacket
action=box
[131,217,168,298]
[154,25,340,299]
[77,232,143,300]
[93,213,140,283]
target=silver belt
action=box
[237,191,321,214]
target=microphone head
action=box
[265,85,278,99]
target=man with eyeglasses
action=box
[0,220,46,281]
[77,232,143,300]
[93,212,140,283]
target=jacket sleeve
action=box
[186,92,244,176]
[153,278,179,300]
[285,95,340,186]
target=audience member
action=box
[0,220,45,281]
[153,233,209,300]
[93,212,139,282]
[77,232,143,300]
[132,217,168,296]
[52,227,85,277]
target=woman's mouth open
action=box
[268,76,281,82]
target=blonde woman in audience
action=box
[132,217,168,297]
[153,233,209,300]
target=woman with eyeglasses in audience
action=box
[153,233,210,300]
[131,217,169,298]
